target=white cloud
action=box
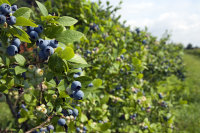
[92,0,200,46]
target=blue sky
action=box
[91,0,200,46]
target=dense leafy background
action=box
[0,0,196,133]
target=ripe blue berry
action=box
[158,93,163,99]
[71,81,82,91]
[120,55,124,60]
[39,50,48,60]
[0,42,2,47]
[88,83,93,87]
[38,39,49,50]
[39,127,48,132]
[34,25,43,34]
[73,90,84,100]
[86,50,91,54]
[73,74,80,78]
[58,118,66,126]
[49,39,58,48]
[75,68,82,75]
[21,104,26,109]
[76,127,81,132]
[72,108,79,117]
[11,5,17,11]
[11,38,21,48]
[0,3,11,15]
[68,109,73,115]
[83,126,87,131]
[47,125,54,131]
[27,26,34,32]
[7,45,18,56]
[7,16,16,25]
[44,46,54,56]
[0,15,6,24]
[29,31,38,40]
[135,28,140,34]
[142,40,147,45]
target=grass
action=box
[0,101,15,129]
[174,50,200,133]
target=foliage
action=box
[0,0,187,132]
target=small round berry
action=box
[38,39,49,50]
[44,46,54,56]
[73,90,84,100]
[39,50,48,60]
[72,108,79,117]
[58,118,66,126]
[29,31,39,40]
[11,38,21,48]
[71,81,82,91]
[27,26,34,32]
[7,16,16,25]
[11,5,17,11]
[34,24,43,34]
[0,3,11,15]
[49,39,58,48]
[47,125,54,131]
[7,45,18,56]
[0,15,6,24]
[88,83,93,87]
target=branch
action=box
[25,115,54,133]
[5,94,17,118]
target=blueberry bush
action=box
[0,0,187,132]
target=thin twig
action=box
[25,115,54,133]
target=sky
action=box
[91,0,200,47]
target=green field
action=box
[175,50,200,133]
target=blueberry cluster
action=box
[27,25,43,40]
[0,3,17,25]
[76,125,87,133]
[130,113,137,120]
[70,81,84,100]
[6,38,21,56]
[60,108,79,124]
[32,125,54,133]
[89,23,99,31]
[37,39,58,60]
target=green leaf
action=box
[0,0,11,5]
[0,85,7,92]
[15,17,37,27]
[24,94,32,103]
[8,0,16,4]
[36,1,48,16]
[48,54,66,73]
[57,16,78,26]
[92,79,102,88]
[57,80,66,92]
[69,54,87,64]
[13,7,32,19]
[14,54,26,66]
[80,113,88,122]
[56,30,84,44]
[9,27,31,43]
[44,25,64,38]
[15,66,27,75]
[18,117,27,123]
[100,122,111,131]
[60,47,75,60]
